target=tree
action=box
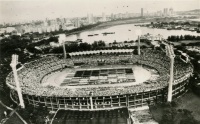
[169,21,175,25]
[133,48,138,55]
[18,104,48,124]
[170,36,176,42]
[168,36,171,41]
[113,40,117,44]
[19,104,34,121]
[79,42,91,51]
[180,35,183,40]
[176,35,180,42]
[52,46,63,53]
[192,36,196,40]
[66,43,79,52]
[184,22,190,25]
[32,104,48,124]
[160,44,165,49]
[92,41,105,49]
[92,41,98,49]
[48,36,58,42]
[98,40,105,47]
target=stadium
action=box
[6,46,193,113]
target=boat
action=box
[88,34,93,37]
[102,32,115,35]
[167,27,172,30]
[128,30,131,31]
[94,34,99,36]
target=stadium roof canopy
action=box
[69,49,133,56]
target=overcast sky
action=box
[0,0,199,24]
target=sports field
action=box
[42,64,158,88]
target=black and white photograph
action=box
[0,0,200,124]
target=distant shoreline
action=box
[172,40,200,46]
[65,18,152,37]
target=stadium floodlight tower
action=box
[59,34,67,59]
[135,30,142,55]
[10,54,25,108]
[166,44,175,102]
[89,91,94,110]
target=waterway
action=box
[64,23,200,43]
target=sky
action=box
[0,0,199,24]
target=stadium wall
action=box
[10,78,189,111]
[7,49,193,111]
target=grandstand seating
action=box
[6,48,193,110]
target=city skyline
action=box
[0,0,199,24]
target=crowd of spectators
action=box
[6,49,193,97]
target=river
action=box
[64,23,200,43]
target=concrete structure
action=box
[168,56,174,102]
[87,14,94,24]
[102,13,106,22]
[165,44,175,102]
[7,49,192,111]
[74,18,80,28]
[10,80,189,111]
[163,8,169,17]
[169,8,174,16]
[6,27,16,33]
[135,30,142,55]
[141,8,144,17]
[138,36,141,55]
[58,34,67,59]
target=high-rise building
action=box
[64,18,66,23]
[141,8,144,17]
[74,18,80,28]
[166,8,168,16]
[126,12,129,18]
[110,13,114,20]
[102,13,106,22]
[87,14,94,24]
[169,8,174,16]
[156,11,162,17]
[56,18,61,23]
[44,21,48,27]
[163,8,166,16]
[163,8,169,16]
